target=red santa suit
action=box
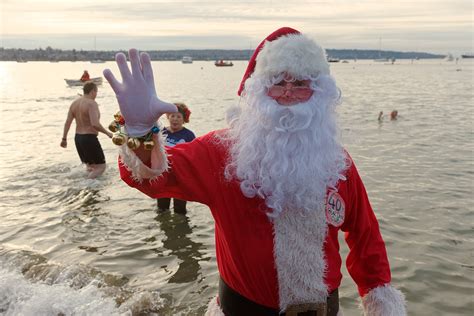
[114,27,406,316]
[118,130,405,315]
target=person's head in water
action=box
[166,102,191,132]
[378,111,384,121]
[83,81,98,99]
[390,110,398,120]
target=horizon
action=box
[0,45,445,57]
[1,0,472,55]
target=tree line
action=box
[0,46,443,62]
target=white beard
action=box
[225,74,348,217]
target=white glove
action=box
[103,49,177,137]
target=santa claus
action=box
[104,27,406,316]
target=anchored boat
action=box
[215,60,233,67]
[64,77,103,87]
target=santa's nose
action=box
[283,89,292,97]
[283,83,294,96]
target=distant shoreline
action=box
[0,47,444,62]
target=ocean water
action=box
[0,59,472,315]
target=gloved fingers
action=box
[153,99,178,115]
[103,69,122,94]
[140,52,156,91]
[115,52,132,83]
[129,49,143,80]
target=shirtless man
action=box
[60,82,112,178]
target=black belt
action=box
[219,278,339,316]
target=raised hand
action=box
[103,49,177,137]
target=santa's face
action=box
[267,77,313,106]
[226,74,347,216]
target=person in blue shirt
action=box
[157,102,196,214]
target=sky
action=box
[1,0,472,55]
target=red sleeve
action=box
[119,133,220,206]
[341,161,392,296]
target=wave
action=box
[0,247,164,315]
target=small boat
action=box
[215,60,233,67]
[374,38,388,62]
[327,57,340,63]
[444,53,454,61]
[90,37,105,63]
[182,56,193,64]
[64,77,103,87]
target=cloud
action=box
[0,34,253,50]
[1,0,471,54]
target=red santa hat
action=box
[237,27,330,96]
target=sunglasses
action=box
[267,85,314,99]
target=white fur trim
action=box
[273,206,328,311]
[118,132,169,182]
[204,296,225,316]
[254,33,330,80]
[361,284,407,316]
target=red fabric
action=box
[325,159,392,296]
[119,130,391,307]
[81,72,90,81]
[237,27,300,96]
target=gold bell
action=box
[143,140,155,150]
[114,111,122,122]
[108,121,119,132]
[112,133,127,146]
[127,137,141,150]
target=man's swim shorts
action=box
[74,134,106,164]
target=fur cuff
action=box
[361,284,406,316]
[204,296,225,316]
[119,132,169,182]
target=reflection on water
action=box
[0,60,472,314]
[154,211,206,284]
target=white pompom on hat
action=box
[238,27,330,96]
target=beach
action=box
[0,59,472,315]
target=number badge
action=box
[326,191,345,227]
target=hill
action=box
[0,47,444,62]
